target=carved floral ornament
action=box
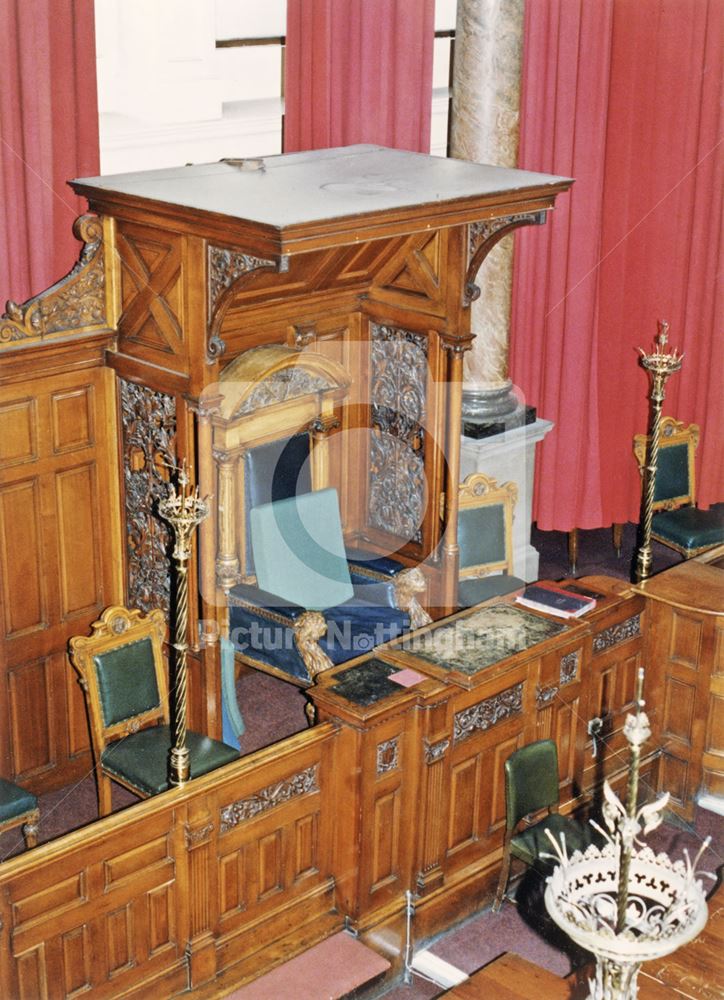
[209,344,351,424]
[1,215,107,346]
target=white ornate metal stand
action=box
[158,462,210,786]
[544,669,710,999]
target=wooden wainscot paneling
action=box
[0,362,122,792]
[634,554,724,818]
[0,725,342,999]
[562,578,648,799]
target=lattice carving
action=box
[369,323,428,544]
[119,379,177,615]
[453,682,524,743]
[593,615,642,654]
[1,215,106,345]
[219,765,319,832]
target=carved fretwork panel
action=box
[119,378,176,615]
[116,223,185,364]
[368,323,428,546]
[0,215,107,347]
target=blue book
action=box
[515,582,596,618]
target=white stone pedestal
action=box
[460,418,553,581]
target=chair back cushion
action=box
[250,488,354,610]
[504,739,560,829]
[93,637,161,727]
[655,441,690,504]
[458,504,506,570]
[244,434,311,574]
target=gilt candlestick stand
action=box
[634,322,683,583]
[158,463,210,786]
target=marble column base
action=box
[460,418,554,581]
[461,381,529,435]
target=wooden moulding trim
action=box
[69,184,571,259]
[106,350,192,393]
[0,330,115,383]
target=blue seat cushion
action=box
[345,548,405,578]
[653,505,724,552]
[228,596,409,683]
[101,725,238,797]
[0,778,38,822]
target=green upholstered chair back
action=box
[69,606,169,757]
[653,442,691,505]
[459,505,507,570]
[504,739,560,830]
[250,487,354,610]
[93,637,161,727]
[458,473,517,578]
[633,417,698,511]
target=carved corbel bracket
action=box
[394,567,432,630]
[1,214,108,347]
[294,611,334,680]
[463,211,546,307]
[206,244,290,363]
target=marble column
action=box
[450,0,525,425]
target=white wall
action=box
[95,0,455,174]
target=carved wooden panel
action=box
[368,323,428,545]
[0,365,120,791]
[448,756,480,855]
[0,397,37,467]
[119,377,176,616]
[116,222,185,366]
[373,230,449,315]
[370,789,401,892]
[0,478,46,637]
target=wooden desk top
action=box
[632,547,724,616]
[69,144,571,255]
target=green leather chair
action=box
[69,606,238,816]
[633,418,724,558]
[493,739,593,911]
[0,777,39,850]
[457,473,524,608]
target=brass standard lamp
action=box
[158,462,210,786]
[634,322,683,582]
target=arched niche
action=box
[197,345,352,598]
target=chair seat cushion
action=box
[0,778,38,822]
[458,574,524,609]
[511,812,593,869]
[345,548,405,578]
[652,505,724,552]
[101,725,238,797]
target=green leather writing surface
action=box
[94,637,161,726]
[250,488,354,610]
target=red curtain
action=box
[511,0,723,530]
[0,0,100,307]
[284,0,435,154]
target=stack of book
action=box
[515,582,597,619]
